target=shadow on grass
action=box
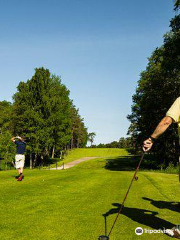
[142,197,180,213]
[103,203,175,230]
[105,154,158,171]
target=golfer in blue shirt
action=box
[11,136,26,181]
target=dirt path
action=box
[50,157,99,170]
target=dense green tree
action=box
[48,75,72,157]
[12,67,87,166]
[94,143,105,148]
[13,68,53,163]
[128,6,180,166]
[93,137,133,148]
[174,0,180,10]
[0,101,15,163]
[0,101,13,134]
[105,141,119,148]
[70,105,88,148]
[119,137,132,148]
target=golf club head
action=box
[134,176,138,181]
[98,236,109,240]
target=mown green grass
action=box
[0,149,180,240]
[62,148,129,164]
[46,148,128,169]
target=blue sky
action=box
[0,0,175,144]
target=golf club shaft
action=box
[108,151,145,237]
[105,216,107,236]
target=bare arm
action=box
[143,116,173,152]
[151,116,173,138]
[11,136,21,143]
[11,137,16,142]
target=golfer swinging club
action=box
[11,136,26,181]
[143,97,180,238]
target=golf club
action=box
[98,215,109,240]
[98,236,109,240]
[98,151,145,239]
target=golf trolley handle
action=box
[108,151,145,237]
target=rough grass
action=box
[0,149,180,240]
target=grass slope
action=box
[0,149,180,240]
[63,148,128,164]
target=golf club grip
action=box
[108,152,145,237]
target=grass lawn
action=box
[0,148,180,240]
[62,148,128,164]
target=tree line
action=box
[0,68,89,167]
[92,137,132,149]
[127,1,180,166]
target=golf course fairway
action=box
[0,148,179,240]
